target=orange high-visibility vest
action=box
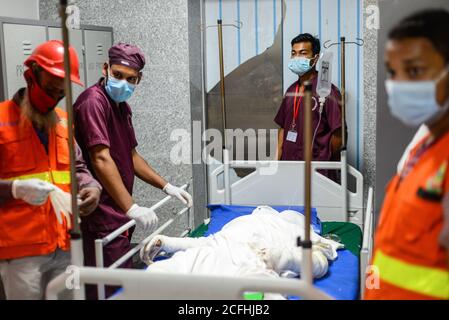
[365,131,449,300]
[0,100,71,259]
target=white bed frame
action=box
[209,160,374,298]
[46,160,374,300]
[209,160,365,227]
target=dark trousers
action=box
[82,227,134,300]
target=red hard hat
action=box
[24,40,83,86]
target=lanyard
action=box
[291,84,304,130]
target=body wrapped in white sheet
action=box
[141,206,342,281]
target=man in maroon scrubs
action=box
[275,33,344,179]
[73,43,192,299]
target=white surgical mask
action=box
[288,55,317,76]
[385,67,449,127]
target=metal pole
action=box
[59,0,84,299]
[109,208,189,269]
[301,82,313,285]
[340,37,346,150]
[94,240,105,300]
[340,37,348,221]
[217,19,227,149]
[341,150,348,221]
[102,184,189,245]
[223,148,231,204]
[217,19,231,204]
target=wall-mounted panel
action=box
[84,30,112,87]
[2,23,46,99]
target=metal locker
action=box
[2,23,46,99]
[84,30,112,87]
[48,27,86,105]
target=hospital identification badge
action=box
[286,130,298,143]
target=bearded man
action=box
[0,40,101,300]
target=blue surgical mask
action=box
[385,67,449,127]
[288,57,315,76]
[105,71,136,103]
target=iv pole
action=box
[205,19,242,205]
[298,82,314,286]
[59,0,84,299]
[217,20,231,205]
[298,36,363,289]
[323,37,364,221]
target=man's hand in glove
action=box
[12,179,54,205]
[163,183,193,207]
[126,204,159,235]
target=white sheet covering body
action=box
[142,206,342,282]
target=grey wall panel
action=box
[48,27,85,104]
[2,23,46,98]
[188,0,207,227]
[84,30,112,87]
[0,0,39,20]
[0,17,112,103]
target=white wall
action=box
[0,0,39,19]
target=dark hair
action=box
[389,9,449,63]
[291,33,321,56]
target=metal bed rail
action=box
[360,187,374,299]
[94,183,192,300]
[46,267,333,300]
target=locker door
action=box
[48,27,85,106]
[2,23,46,99]
[84,30,112,87]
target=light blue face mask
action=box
[385,67,449,127]
[105,71,136,103]
[288,56,315,76]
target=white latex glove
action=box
[48,185,79,228]
[126,204,159,235]
[163,183,193,207]
[12,179,54,205]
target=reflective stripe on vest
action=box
[4,170,70,185]
[374,250,449,299]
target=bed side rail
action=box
[94,183,192,300]
[360,187,374,299]
[209,160,364,225]
[46,267,334,300]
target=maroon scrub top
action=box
[274,75,343,162]
[74,78,138,231]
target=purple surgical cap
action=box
[108,42,145,71]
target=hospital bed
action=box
[46,160,374,300]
